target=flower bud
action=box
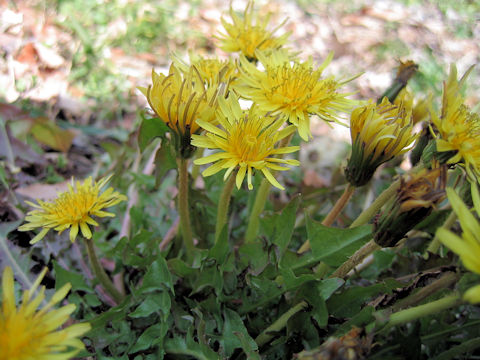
[138,64,222,158]
[345,97,418,186]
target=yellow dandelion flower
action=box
[18,176,126,244]
[437,183,480,303]
[236,50,356,141]
[216,0,291,61]
[393,88,413,110]
[394,88,431,125]
[345,96,418,186]
[0,266,91,360]
[172,52,238,86]
[432,64,480,179]
[138,64,222,158]
[191,95,300,190]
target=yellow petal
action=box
[261,168,284,190]
[236,165,247,189]
[69,223,79,243]
[80,222,92,239]
[464,284,480,303]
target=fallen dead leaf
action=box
[15,42,37,65]
[30,117,76,152]
[0,126,46,166]
[34,42,65,69]
[15,180,71,201]
[0,102,28,120]
[0,8,23,34]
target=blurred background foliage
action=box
[0,0,479,357]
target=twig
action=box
[159,217,180,250]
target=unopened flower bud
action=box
[345,97,418,186]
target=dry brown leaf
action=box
[34,42,65,69]
[15,42,37,65]
[15,180,70,201]
[30,117,76,152]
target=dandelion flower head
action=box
[432,64,480,180]
[18,176,126,244]
[172,52,238,86]
[236,50,356,141]
[395,88,431,125]
[0,266,91,360]
[216,0,290,61]
[138,64,221,137]
[191,95,300,190]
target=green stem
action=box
[244,132,294,243]
[323,183,356,226]
[435,337,480,360]
[379,293,461,331]
[177,157,195,259]
[423,319,480,340]
[391,271,458,311]
[314,262,330,278]
[329,239,380,279]
[349,179,401,228]
[191,147,205,181]
[426,211,457,255]
[215,173,236,243]
[85,237,124,303]
[245,178,271,243]
[255,301,308,347]
[298,184,356,253]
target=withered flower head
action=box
[374,166,447,248]
[294,327,372,360]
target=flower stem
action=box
[298,184,356,253]
[215,173,236,243]
[85,237,124,303]
[191,147,205,182]
[391,271,458,311]
[434,337,480,360]
[329,239,380,279]
[245,178,271,243]
[177,157,195,259]
[244,132,294,243]
[255,301,308,347]
[379,293,461,331]
[349,179,401,228]
[323,183,356,226]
